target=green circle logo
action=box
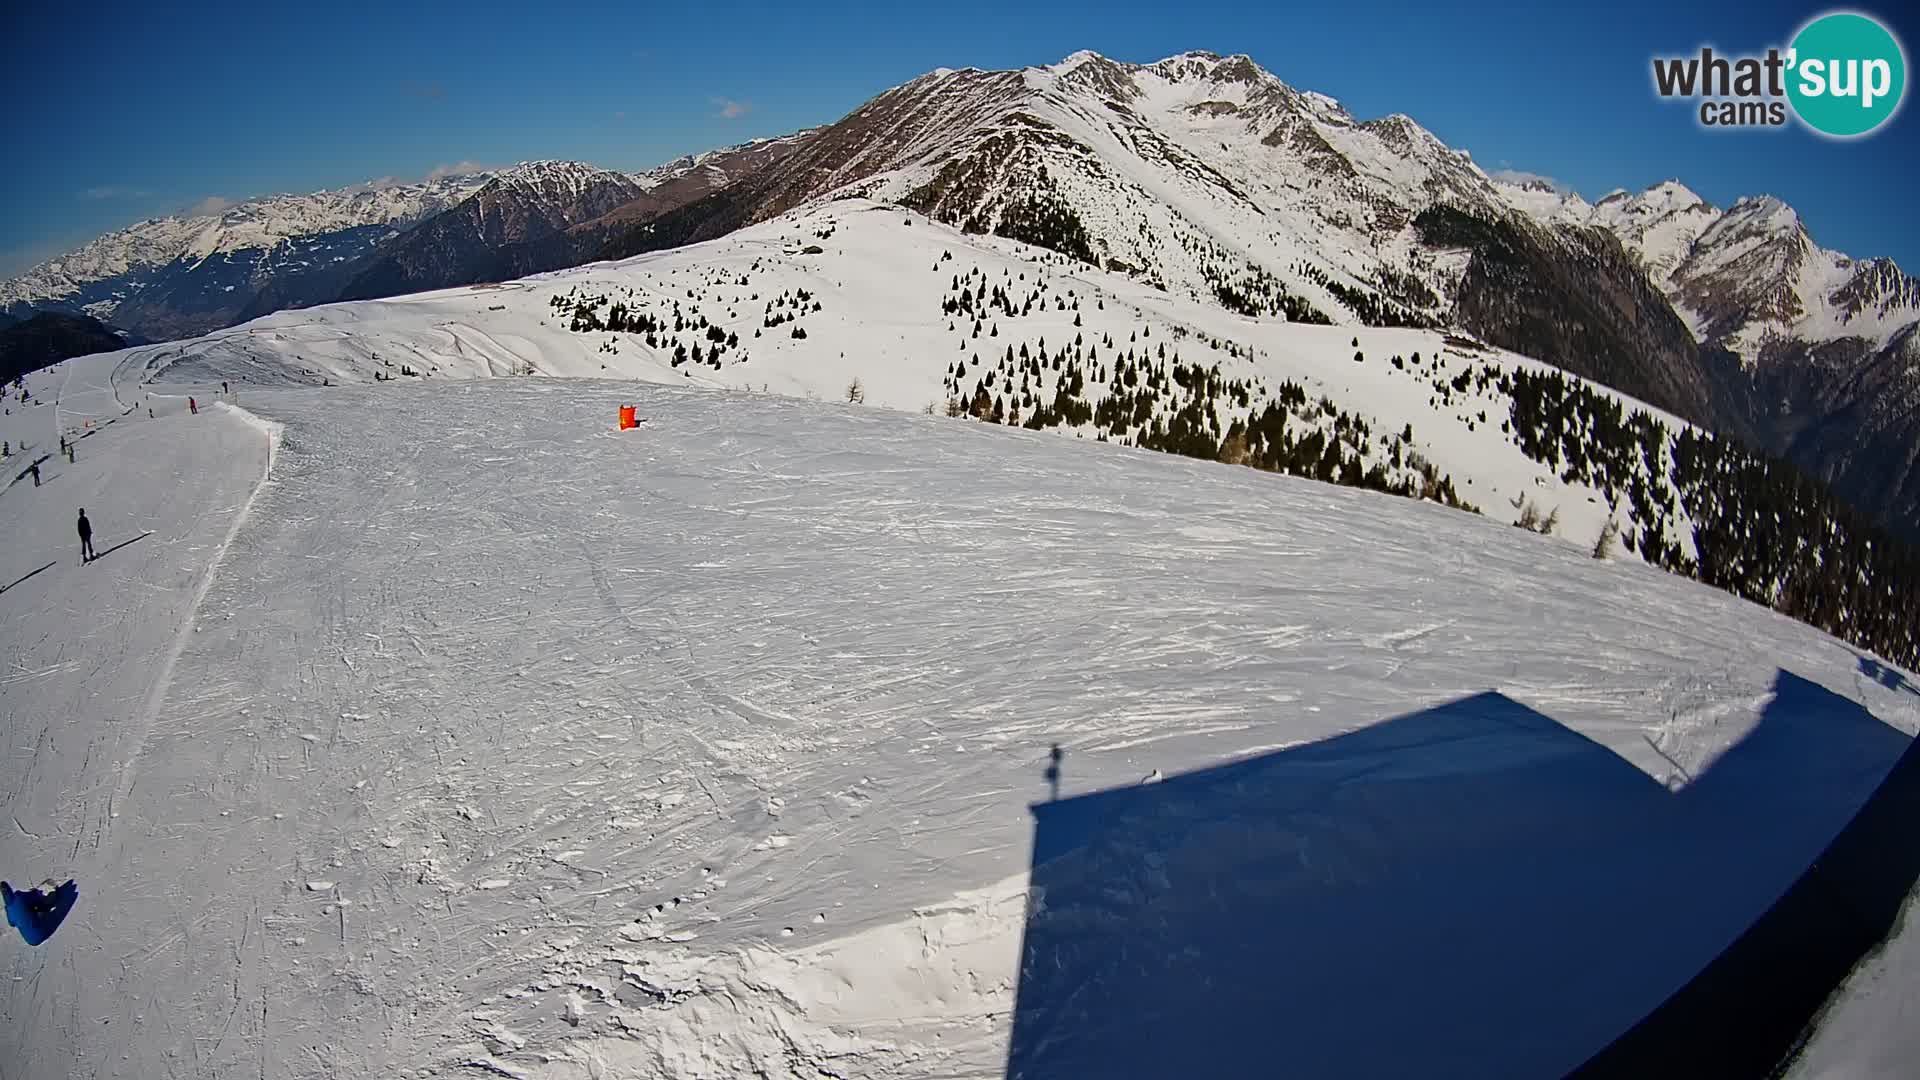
[1787,12,1907,137]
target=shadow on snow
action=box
[0,561,56,595]
[1006,671,1918,1080]
[85,530,152,565]
[1859,653,1919,698]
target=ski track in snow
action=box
[1,349,1916,1078]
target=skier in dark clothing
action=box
[188,397,198,415]
[30,462,40,487]
[78,509,94,562]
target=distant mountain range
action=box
[0,135,815,341]
[1500,179,1920,538]
[1,175,488,340]
[4,50,1915,536]
[337,138,814,302]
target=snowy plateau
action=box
[2,51,1919,1080]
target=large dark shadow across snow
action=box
[1005,671,1915,1080]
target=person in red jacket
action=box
[188,397,198,415]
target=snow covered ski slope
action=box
[122,200,1713,568]
[2,342,1917,1077]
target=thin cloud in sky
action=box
[424,160,501,180]
[185,195,237,216]
[79,185,148,201]
[713,97,752,120]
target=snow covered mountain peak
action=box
[1620,179,1707,213]
[1576,180,1722,284]
[1630,186,1920,360]
[595,47,1502,330]
[1041,48,1257,77]
[1493,177,1594,226]
[1049,48,1109,71]
[1145,50,1272,88]
[627,131,826,197]
[1499,174,1920,361]
[1716,194,1803,237]
[487,160,633,202]
[1018,49,1328,118]
[498,159,597,177]
[1588,179,1713,224]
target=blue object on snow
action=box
[3,879,78,946]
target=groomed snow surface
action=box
[137,202,1704,566]
[3,347,1918,1078]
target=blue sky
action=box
[2,0,1914,277]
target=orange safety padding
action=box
[618,405,637,430]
